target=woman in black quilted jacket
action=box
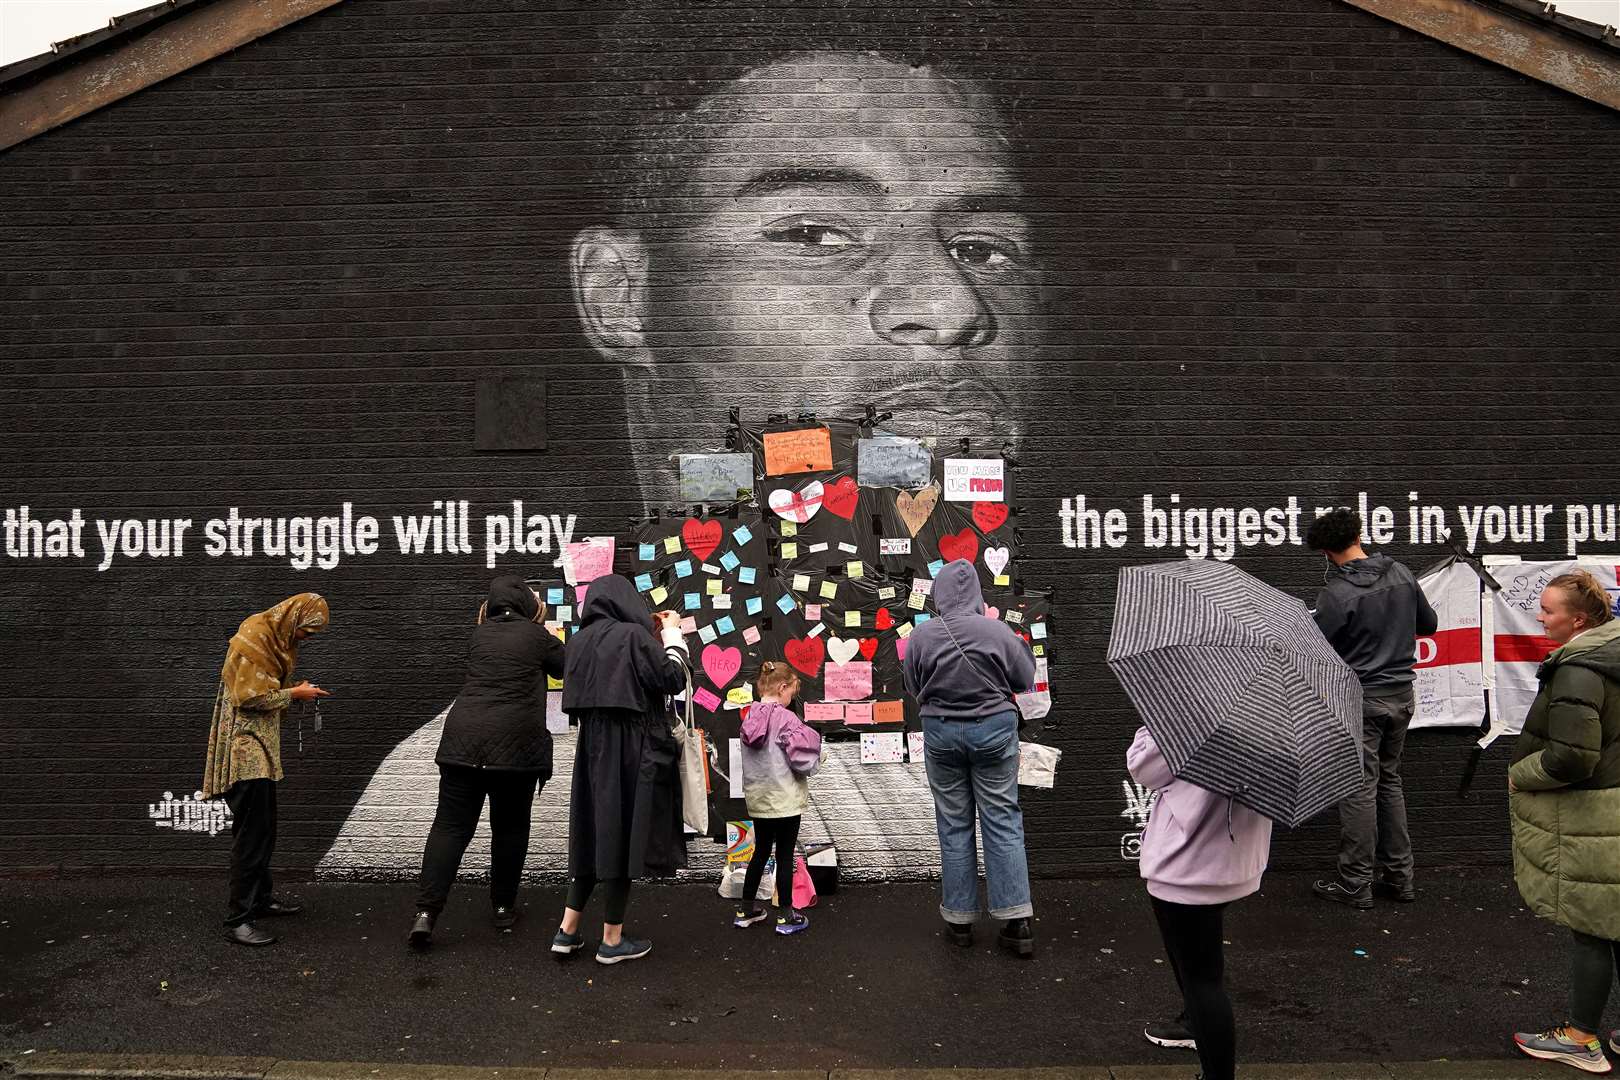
[407,575,565,949]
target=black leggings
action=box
[742,815,800,910]
[1570,929,1620,1034]
[566,875,631,924]
[1151,896,1235,1080]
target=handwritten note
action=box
[942,457,1005,502]
[824,661,873,701]
[844,701,874,725]
[907,731,926,762]
[763,427,833,476]
[678,453,755,503]
[860,732,906,764]
[857,436,932,489]
[873,700,905,724]
[546,691,569,734]
[692,686,722,712]
[564,537,616,585]
[804,701,845,723]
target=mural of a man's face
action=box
[572,50,1040,503]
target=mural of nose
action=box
[868,265,996,351]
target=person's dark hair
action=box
[1545,570,1615,630]
[1304,508,1362,554]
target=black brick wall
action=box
[2,0,1618,879]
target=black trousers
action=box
[566,875,632,924]
[225,779,277,927]
[743,815,800,911]
[1151,896,1235,1080]
[1569,929,1620,1034]
[415,764,540,915]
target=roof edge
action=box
[1338,0,1620,113]
[0,0,348,153]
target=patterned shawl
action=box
[221,593,330,706]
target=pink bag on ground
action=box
[792,854,818,909]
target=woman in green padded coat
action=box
[1509,570,1620,1074]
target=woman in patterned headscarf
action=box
[202,593,331,947]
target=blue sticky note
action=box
[776,593,796,615]
[1031,621,1048,640]
[716,616,736,635]
[720,551,741,572]
[547,588,565,606]
[634,573,654,592]
[697,624,718,645]
[684,592,702,611]
[928,559,945,578]
[746,596,763,615]
[915,612,932,623]
[674,559,693,579]
[638,543,656,562]
[738,566,757,585]
[732,524,754,546]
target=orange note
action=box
[763,427,833,476]
[872,700,905,724]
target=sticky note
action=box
[818,580,838,600]
[807,623,826,638]
[838,542,858,554]
[732,525,753,546]
[804,702,844,722]
[844,701,874,725]
[994,574,1011,587]
[873,700,905,724]
[702,562,720,575]
[896,622,912,639]
[547,588,565,606]
[738,566,757,585]
[928,559,945,578]
[674,559,693,578]
[698,624,718,644]
[792,573,811,592]
[716,616,736,635]
[780,521,797,537]
[782,543,799,559]
[726,685,753,706]
[555,606,572,623]
[649,586,668,605]
[808,542,829,554]
[746,596,763,615]
[844,611,861,628]
[907,591,925,611]
[680,616,698,635]
[638,543,656,562]
[712,594,732,610]
[663,535,681,554]
[878,586,896,600]
[1006,610,1024,624]
[1031,622,1048,640]
[1033,644,1045,656]
[692,687,722,713]
[805,604,822,621]
[634,573,654,592]
[742,625,761,645]
[914,613,931,624]
[684,592,702,610]
[720,551,741,572]
[846,561,864,580]
[706,579,723,596]
[547,674,563,691]
[777,593,797,615]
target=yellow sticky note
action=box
[706,579,723,596]
[650,586,668,605]
[792,573,811,592]
[726,686,754,706]
[782,543,798,559]
[663,535,680,554]
[994,574,1011,587]
[819,580,838,600]
[1033,644,1045,656]
[548,626,566,642]
[547,674,563,690]
[781,521,797,537]
[896,622,913,639]
[907,591,925,610]
[846,561,864,580]
[844,610,861,628]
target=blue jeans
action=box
[922,710,1033,922]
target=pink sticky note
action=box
[692,686,722,713]
[823,661,873,701]
[680,616,698,635]
[895,637,908,661]
[565,538,616,585]
[742,625,761,645]
[804,701,845,723]
[805,604,822,621]
[574,584,590,607]
[844,701,874,725]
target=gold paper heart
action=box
[896,485,938,537]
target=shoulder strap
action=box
[937,612,1010,701]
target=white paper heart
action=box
[984,546,1010,577]
[826,636,861,665]
[768,480,824,524]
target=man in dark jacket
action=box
[408,576,566,948]
[1306,509,1439,909]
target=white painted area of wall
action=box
[316,703,946,885]
[0,0,157,66]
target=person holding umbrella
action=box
[1508,570,1620,1074]
[201,592,332,947]
[1108,559,1365,1079]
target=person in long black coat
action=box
[407,576,565,948]
[551,573,690,966]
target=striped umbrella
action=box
[1106,560,1364,828]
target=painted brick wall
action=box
[2,0,1618,882]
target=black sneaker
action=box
[492,906,518,931]
[1312,878,1372,910]
[1144,1017,1198,1050]
[997,917,1034,958]
[408,911,435,950]
[943,920,973,948]
[1372,880,1416,903]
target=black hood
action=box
[579,573,653,631]
[485,575,539,620]
[1328,553,1396,588]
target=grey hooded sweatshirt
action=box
[1312,553,1438,694]
[902,560,1036,719]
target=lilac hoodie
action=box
[740,701,823,819]
[1126,726,1273,905]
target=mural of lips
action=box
[939,527,978,566]
[822,475,860,519]
[682,517,723,562]
[784,636,825,677]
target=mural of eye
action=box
[947,236,1017,269]
[764,221,858,253]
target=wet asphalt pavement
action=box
[0,869,1581,1071]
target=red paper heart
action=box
[784,636,826,677]
[939,527,979,566]
[681,518,723,562]
[822,476,860,519]
[874,607,894,631]
[858,638,878,660]
[973,502,1009,533]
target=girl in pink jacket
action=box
[1128,725,1272,1080]
[734,661,823,935]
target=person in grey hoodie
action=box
[902,558,1038,957]
[734,660,823,935]
[1304,508,1439,910]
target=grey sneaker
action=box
[1312,878,1373,910]
[1513,1026,1611,1074]
[733,907,768,928]
[1610,1029,1619,1055]
[595,937,652,964]
[1144,1017,1197,1050]
[550,928,584,956]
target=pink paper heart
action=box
[984,606,1000,620]
[701,644,741,689]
